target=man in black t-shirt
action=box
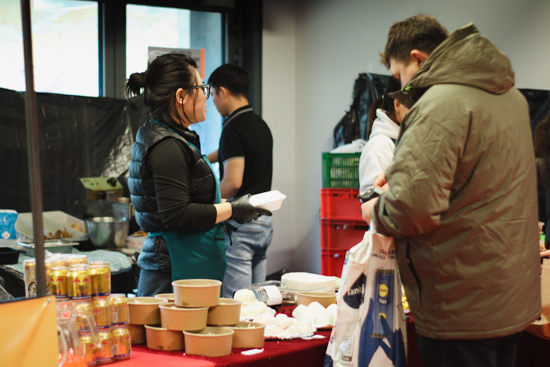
[207,64,274,298]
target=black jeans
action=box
[416,331,523,367]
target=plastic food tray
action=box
[15,211,88,241]
[18,240,77,257]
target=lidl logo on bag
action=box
[343,273,366,309]
[378,283,389,299]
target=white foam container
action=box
[249,190,286,211]
[15,211,88,241]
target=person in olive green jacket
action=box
[362,15,541,367]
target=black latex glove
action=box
[228,194,273,224]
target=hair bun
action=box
[125,71,148,97]
[138,71,147,87]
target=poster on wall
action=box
[148,47,205,79]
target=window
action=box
[0,0,99,96]
[127,4,223,162]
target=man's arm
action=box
[371,107,463,238]
[219,158,244,198]
[207,149,218,164]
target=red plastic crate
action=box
[320,188,362,221]
[321,249,348,278]
[321,219,368,250]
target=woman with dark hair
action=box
[359,77,408,194]
[125,53,270,296]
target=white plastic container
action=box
[249,190,286,211]
[14,211,88,241]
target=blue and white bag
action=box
[324,229,407,367]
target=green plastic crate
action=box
[321,152,361,188]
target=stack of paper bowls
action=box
[154,293,175,302]
[126,297,168,346]
[128,279,266,355]
[172,279,239,357]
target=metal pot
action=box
[85,217,129,250]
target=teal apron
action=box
[150,121,227,282]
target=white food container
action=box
[14,211,88,241]
[249,190,286,211]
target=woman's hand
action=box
[228,194,272,224]
[373,172,388,190]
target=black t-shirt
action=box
[218,105,273,197]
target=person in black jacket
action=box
[125,53,270,296]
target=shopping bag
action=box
[324,229,407,367]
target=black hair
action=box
[367,77,402,139]
[208,64,250,97]
[125,53,199,127]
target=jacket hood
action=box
[403,23,515,98]
[370,109,400,140]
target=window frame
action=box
[96,0,261,114]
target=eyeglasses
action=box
[188,84,211,99]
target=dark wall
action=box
[0,87,148,218]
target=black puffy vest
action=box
[128,119,216,273]
[128,119,216,232]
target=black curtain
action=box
[0,87,148,218]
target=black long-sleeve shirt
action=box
[146,135,217,232]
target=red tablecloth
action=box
[111,330,331,367]
[104,321,550,367]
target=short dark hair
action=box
[382,15,449,68]
[208,64,250,97]
[125,53,199,126]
